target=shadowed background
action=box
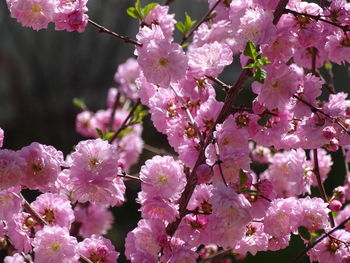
[1,0,349,262]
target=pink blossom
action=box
[308,229,350,263]
[188,42,233,78]
[234,222,269,256]
[136,72,157,107]
[7,212,34,253]
[32,225,79,263]
[54,0,88,33]
[139,155,186,200]
[137,39,188,87]
[74,203,113,238]
[8,0,56,30]
[298,197,330,232]
[263,198,301,238]
[117,130,143,171]
[0,128,3,148]
[162,242,198,263]
[140,197,179,223]
[70,139,125,205]
[114,58,140,101]
[144,5,175,40]
[325,31,350,64]
[19,142,64,192]
[78,235,119,263]
[4,253,29,263]
[0,149,25,191]
[0,187,23,220]
[210,183,252,228]
[31,193,74,230]
[75,111,99,138]
[252,63,302,111]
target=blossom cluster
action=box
[3,0,350,262]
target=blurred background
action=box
[1,0,349,262]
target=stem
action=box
[290,216,350,263]
[342,147,350,176]
[293,95,350,136]
[108,92,121,132]
[88,19,142,47]
[118,172,142,182]
[108,99,141,144]
[284,8,350,32]
[206,76,230,92]
[180,0,222,45]
[213,138,227,186]
[199,248,234,262]
[143,143,172,156]
[273,0,290,25]
[313,149,335,227]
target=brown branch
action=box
[293,95,350,136]
[206,76,230,92]
[143,143,173,156]
[284,8,350,32]
[180,0,222,45]
[88,19,142,47]
[313,149,335,227]
[108,99,141,144]
[199,248,234,263]
[290,216,350,263]
[213,138,227,186]
[273,0,290,25]
[118,172,142,182]
[108,92,121,132]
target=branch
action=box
[213,138,227,186]
[118,172,142,182]
[108,92,121,132]
[290,216,350,263]
[108,99,141,144]
[88,19,142,47]
[206,76,231,92]
[180,0,222,45]
[284,8,350,32]
[143,143,173,156]
[273,0,290,25]
[313,149,335,227]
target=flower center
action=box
[159,57,169,67]
[31,4,42,13]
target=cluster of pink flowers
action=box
[6,0,88,31]
[4,0,350,262]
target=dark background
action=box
[1,0,349,262]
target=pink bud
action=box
[329,200,342,212]
[322,126,336,140]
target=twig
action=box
[342,147,350,176]
[213,138,227,186]
[293,95,350,136]
[108,99,141,144]
[180,0,222,45]
[206,76,231,92]
[199,248,234,262]
[108,92,121,132]
[284,8,350,32]
[88,19,142,47]
[143,143,172,156]
[273,0,290,25]
[290,216,350,263]
[313,149,335,227]
[118,172,142,182]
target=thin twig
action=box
[108,92,121,132]
[290,216,350,263]
[293,95,350,136]
[206,76,231,92]
[342,147,350,176]
[313,149,335,227]
[143,143,172,156]
[108,99,141,144]
[273,0,290,25]
[284,8,350,32]
[118,172,142,182]
[199,248,234,262]
[180,0,222,45]
[213,138,227,186]
[88,19,142,46]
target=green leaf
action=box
[135,0,142,14]
[176,21,186,33]
[130,105,148,125]
[259,56,271,66]
[257,113,273,126]
[253,68,267,83]
[298,226,311,241]
[96,128,104,139]
[311,229,325,242]
[244,63,257,69]
[118,128,134,138]
[176,12,196,34]
[142,3,158,18]
[73,98,86,110]
[324,62,332,71]
[103,132,115,141]
[240,189,259,195]
[243,40,257,60]
[127,7,140,19]
[239,169,248,187]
